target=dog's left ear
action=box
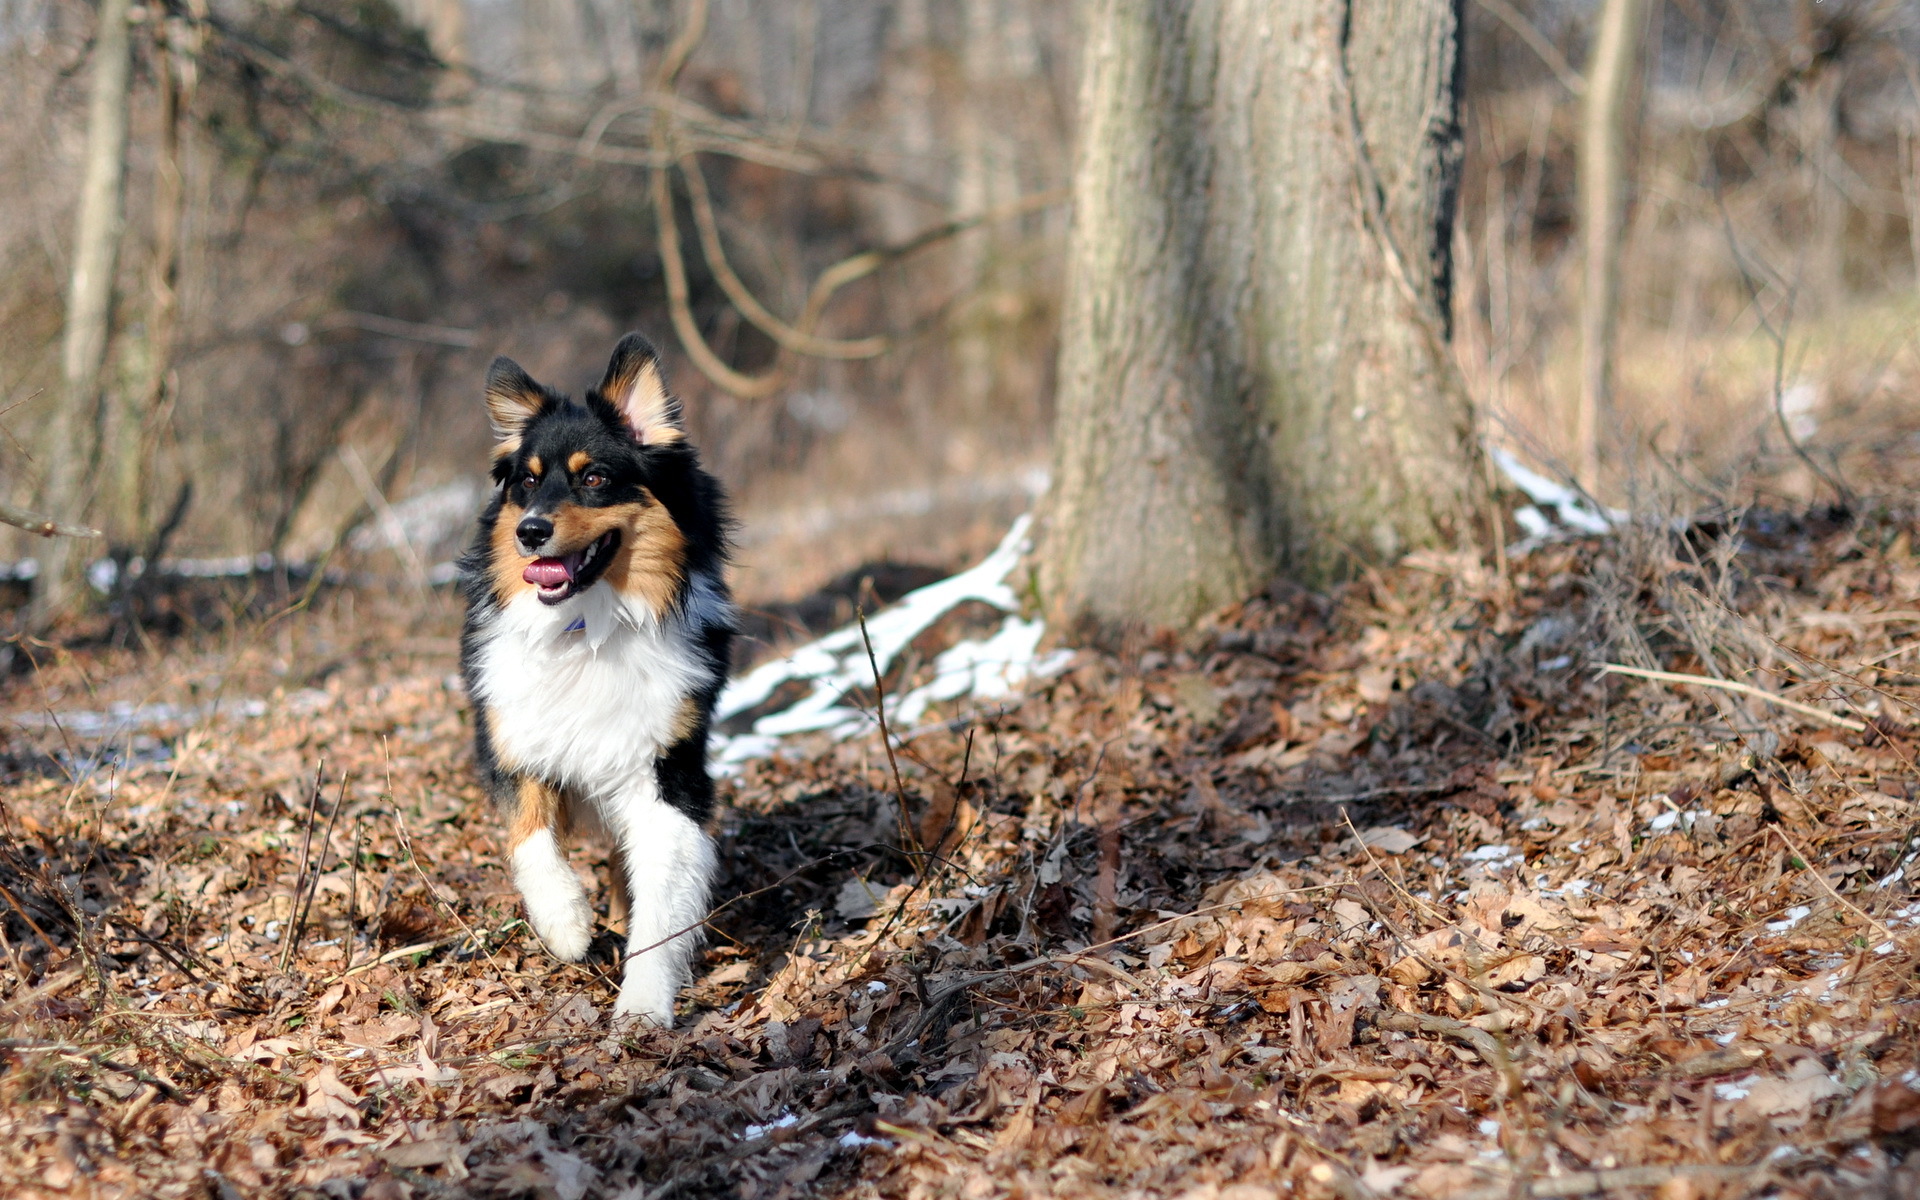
[599,333,684,447]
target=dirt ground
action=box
[4,499,1920,1199]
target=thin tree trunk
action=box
[1039,0,1476,630]
[33,0,135,630]
[1574,0,1645,494]
[107,4,204,546]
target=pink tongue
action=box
[523,555,578,588]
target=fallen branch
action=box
[0,503,100,539]
[1375,1010,1511,1071]
[1456,1163,1753,1200]
[1596,663,1866,732]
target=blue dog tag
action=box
[564,617,586,633]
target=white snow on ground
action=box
[710,514,1073,773]
[1491,447,1624,542]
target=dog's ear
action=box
[485,357,546,449]
[598,333,683,447]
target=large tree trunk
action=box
[1038,0,1477,629]
[33,0,135,630]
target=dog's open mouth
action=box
[523,529,619,605]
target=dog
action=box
[457,333,734,1025]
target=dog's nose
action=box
[516,516,554,550]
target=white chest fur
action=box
[469,573,725,800]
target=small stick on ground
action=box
[855,605,924,865]
[1769,824,1898,942]
[1597,663,1866,731]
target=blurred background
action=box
[0,0,1915,636]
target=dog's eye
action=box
[582,470,607,488]
[520,472,539,490]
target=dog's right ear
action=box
[485,357,546,452]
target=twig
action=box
[856,606,924,864]
[1375,1011,1512,1074]
[284,774,350,972]
[1595,663,1866,731]
[0,503,100,540]
[320,935,461,983]
[1473,0,1585,95]
[389,780,523,999]
[1454,1164,1753,1200]
[0,1040,185,1101]
[1768,825,1897,942]
[280,763,327,973]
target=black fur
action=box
[456,335,734,825]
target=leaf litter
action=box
[4,504,1920,1198]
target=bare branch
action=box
[678,153,888,359]
[1474,0,1585,96]
[0,504,102,540]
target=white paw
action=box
[612,958,680,1027]
[512,829,593,961]
[611,984,675,1027]
[528,896,594,962]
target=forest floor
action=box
[3,498,1920,1200]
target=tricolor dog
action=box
[458,334,734,1024]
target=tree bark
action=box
[33,0,135,629]
[104,3,205,547]
[1574,0,1645,493]
[1039,0,1477,630]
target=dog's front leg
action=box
[509,777,594,961]
[608,796,715,1026]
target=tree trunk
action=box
[1039,0,1477,630]
[1574,0,1645,494]
[105,3,204,547]
[33,0,135,629]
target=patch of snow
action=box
[1491,447,1624,541]
[742,1112,800,1140]
[1765,905,1812,933]
[1715,1076,1758,1102]
[839,1129,886,1149]
[1780,381,1820,441]
[710,516,1072,773]
[1463,844,1521,871]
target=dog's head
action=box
[480,333,703,612]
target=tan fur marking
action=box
[490,502,534,604]
[567,451,591,473]
[545,501,636,559]
[492,437,521,460]
[527,456,543,477]
[667,694,701,745]
[508,776,565,847]
[607,842,631,935]
[524,496,687,618]
[610,490,687,620]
